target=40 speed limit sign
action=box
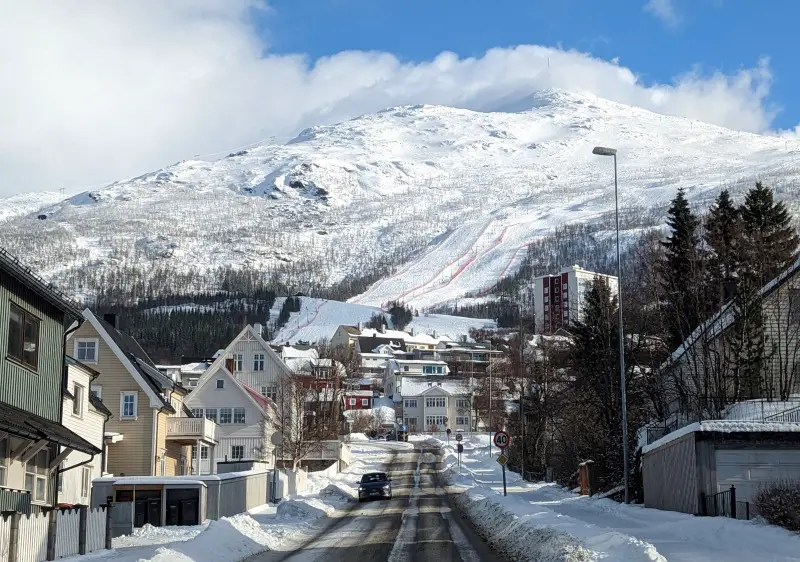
[493,431,510,449]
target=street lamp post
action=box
[592,146,630,504]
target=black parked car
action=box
[358,472,392,502]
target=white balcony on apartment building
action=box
[166,417,219,445]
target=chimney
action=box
[225,357,235,373]
[253,323,263,337]
[380,324,386,334]
[103,313,119,329]
[357,322,363,332]
[432,330,437,339]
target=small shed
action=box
[642,421,800,515]
[93,477,206,528]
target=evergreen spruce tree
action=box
[705,190,742,307]
[660,188,706,348]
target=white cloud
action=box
[0,1,784,196]
[644,0,681,27]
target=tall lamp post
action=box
[592,146,630,504]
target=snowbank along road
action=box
[250,441,500,562]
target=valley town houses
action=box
[0,248,100,514]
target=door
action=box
[715,449,800,502]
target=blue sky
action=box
[263,0,797,129]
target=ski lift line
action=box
[392,221,494,302]
[476,243,530,297]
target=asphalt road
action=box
[249,441,501,562]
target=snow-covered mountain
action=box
[2,89,800,309]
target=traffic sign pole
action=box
[493,431,511,497]
[502,463,507,496]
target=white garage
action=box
[715,449,800,502]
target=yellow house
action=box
[68,310,218,476]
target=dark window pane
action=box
[7,305,23,361]
[23,313,39,368]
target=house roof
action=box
[66,355,101,379]
[204,324,295,380]
[0,400,101,455]
[340,325,360,335]
[86,311,176,413]
[400,378,470,397]
[357,336,407,353]
[664,256,800,369]
[241,382,273,413]
[186,365,274,417]
[89,394,113,418]
[0,247,83,319]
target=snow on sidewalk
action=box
[437,434,800,562]
[64,442,405,562]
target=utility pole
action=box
[488,341,493,455]
[520,306,526,481]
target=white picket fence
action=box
[17,512,47,562]
[86,508,106,553]
[0,516,11,562]
[0,507,107,562]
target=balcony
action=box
[166,417,219,445]
[0,486,32,514]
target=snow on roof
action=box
[345,390,373,397]
[643,420,800,454]
[400,378,470,396]
[110,478,207,486]
[391,358,448,365]
[281,346,319,360]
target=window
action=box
[8,303,40,370]
[404,399,418,409]
[263,385,278,401]
[456,398,470,409]
[0,439,7,486]
[425,415,447,428]
[349,398,356,406]
[216,379,224,389]
[403,366,409,372]
[361,398,369,406]
[26,449,49,503]
[73,384,84,417]
[404,417,418,429]
[455,416,468,427]
[219,408,232,424]
[120,392,137,418]
[425,397,446,408]
[81,466,91,498]
[91,385,102,399]
[189,379,198,387]
[191,408,204,418]
[422,365,444,374]
[233,407,246,424]
[230,445,244,460]
[205,408,218,423]
[233,354,243,372]
[192,445,209,460]
[75,340,98,363]
[253,354,265,371]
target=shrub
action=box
[753,482,800,532]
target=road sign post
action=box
[493,431,511,496]
[457,443,464,475]
[446,427,451,445]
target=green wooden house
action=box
[0,247,100,513]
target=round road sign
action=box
[446,428,452,435]
[493,431,510,449]
[457,444,464,453]
[455,433,463,442]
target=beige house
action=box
[68,310,219,476]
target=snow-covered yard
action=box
[64,442,407,562]
[436,434,800,562]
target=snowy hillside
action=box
[0,191,64,222]
[2,89,800,309]
[268,297,496,344]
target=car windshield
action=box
[361,473,387,483]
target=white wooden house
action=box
[184,365,275,473]
[59,357,112,506]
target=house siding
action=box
[60,364,106,505]
[226,339,286,389]
[642,432,699,514]
[69,321,154,476]
[0,275,66,421]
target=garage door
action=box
[715,449,800,502]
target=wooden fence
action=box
[0,506,109,562]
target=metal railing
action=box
[700,485,755,520]
[166,417,219,443]
[0,486,32,514]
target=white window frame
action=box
[455,416,468,427]
[361,398,369,406]
[425,415,447,428]
[80,466,92,498]
[219,408,232,424]
[425,396,446,408]
[456,398,470,409]
[253,354,265,371]
[205,408,218,423]
[233,407,246,424]
[0,438,7,486]
[90,384,102,400]
[216,379,224,389]
[233,354,244,372]
[191,408,204,418]
[349,398,356,406]
[230,445,244,460]
[264,385,277,401]
[74,338,99,364]
[404,399,418,409]
[26,449,49,503]
[72,384,85,417]
[120,392,137,419]
[404,417,418,428]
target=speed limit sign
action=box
[493,431,510,449]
